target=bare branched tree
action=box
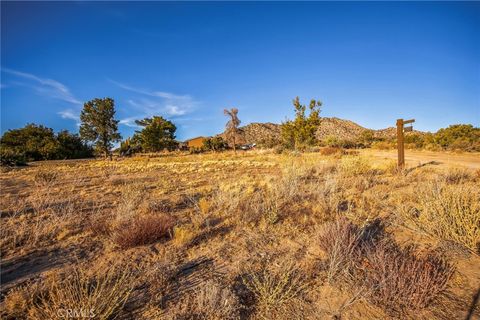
[223,108,241,154]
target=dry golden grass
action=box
[29,267,134,320]
[1,150,479,319]
[414,182,480,253]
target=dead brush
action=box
[318,218,366,283]
[171,280,241,320]
[318,218,384,283]
[89,214,113,237]
[116,183,148,220]
[441,167,473,184]
[29,266,134,320]
[360,241,455,315]
[319,146,344,156]
[318,217,454,316]
[33,169,59,187]
[112,214,176,249]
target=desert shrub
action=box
[260,189,281,225]
[189,146,206,154]
[319,146,343,156]
[318,218,454,315]
[89,214,112,237]
[243,262,308,318]
[323,136,357,149]
[203,136,228,151]
[361,241,455,314]
[318,218,366,282]
[415,182,480,252]
[339,156,372,175]
[357,129,376,147]
[424,143,442,151]
[318,218,384,282]
[113,214,175,249]
[404,132,426,149]
[29,267,133,320]
[441,168,473,184]
[33,170,59,187]
[371,141,394,150]
[172,280,241,320]
[379,159,399,175]
[435,124,480,152]
[256,136,282,149]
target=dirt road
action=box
[361,149,480,169]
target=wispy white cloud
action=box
[165,105,187,116]
[58,109,79,121]
[109,79,191,101]
[119,116,141,128]
[1,67,82,105]
[110,79,199,126]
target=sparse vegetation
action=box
[361,241,454,315]
[414,182,480,252]
[243,262,308,319]
[1,150,479,319]
[29,267,134,320]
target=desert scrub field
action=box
[1,150,479,319]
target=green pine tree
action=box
[80,98,122,159]
[134,116,177,152]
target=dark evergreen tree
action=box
[134,116,177,152]
[80,98,121,159]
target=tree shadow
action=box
[406,160,441,174]
[0,245,86,296]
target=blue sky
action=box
[1,2,479,140]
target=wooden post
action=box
[396,119,405,170]
[396,118,415,170]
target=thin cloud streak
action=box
[58,109,79,121]
[1,67,82,105]
[108,79,190,100]
[111,79,199,127]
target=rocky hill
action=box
[315,117,367,140]
[217,122,282,147]
[217,117,425,145]
[374,127,427,139]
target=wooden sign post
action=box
[396,118,415,170]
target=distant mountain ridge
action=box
[216,117,425,145]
